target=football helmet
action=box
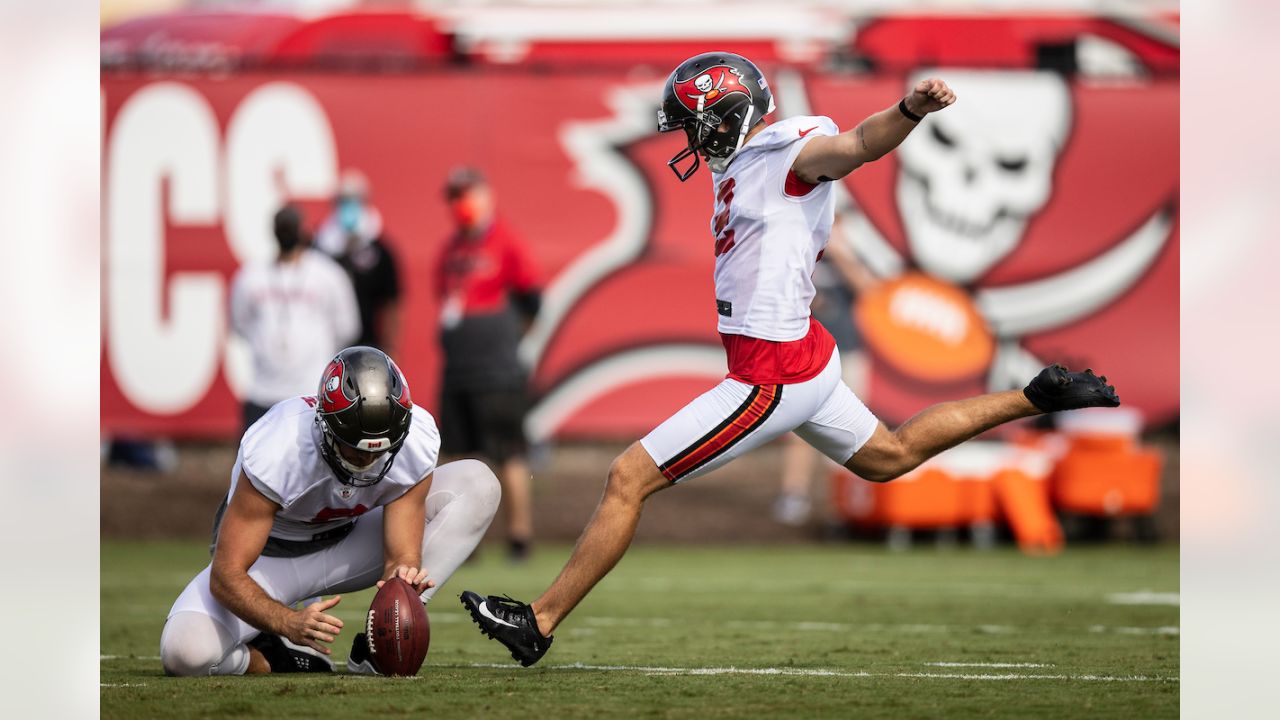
[658,51,776,180]
[315,346,413,487]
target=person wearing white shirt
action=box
[230,205,362,431]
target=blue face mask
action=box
[337,199,363,233]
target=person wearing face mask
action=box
[434,167,542,562]
[315,170,403,357]
[230,204,362,432]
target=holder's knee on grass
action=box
[160,611,247,676]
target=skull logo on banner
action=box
[897,71,1072,284]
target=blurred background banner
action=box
[100,1,1179,441]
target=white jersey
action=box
[229,396,441,542]
[709,115,840,341]
[229,250,361,405]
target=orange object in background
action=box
[1052,435,1162,516]
[1052,407,1163,516]
[830,441,1063,555]
[994,469,1063,555]
[831,411,1164,552]
[831,467,977,529]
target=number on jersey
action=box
[714,177,736,257]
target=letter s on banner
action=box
[225,82,338,266]
[107,83,223,415]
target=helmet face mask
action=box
[331,438,385,473]
[318,419,396,487]
[314,347,413,488]
[664,119,710,181]
[658,52,775,181]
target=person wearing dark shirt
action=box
[435,167,542,561]
[316,170,402,357]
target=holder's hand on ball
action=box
[905,78,956,116]
[379,565,434,596]
[284,595,344,655]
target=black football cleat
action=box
[247,633,334,673]
[460,591,553,667]
[1023,364,1120,413]
[345,632,380,676]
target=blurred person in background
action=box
[230,204,361,432]
[316,170,402,357]
[435,167,542,562]
[773,219,880,526]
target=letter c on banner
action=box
[107,82,223,415]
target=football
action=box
[365,577,430,676]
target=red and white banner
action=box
[101,63,1177,439]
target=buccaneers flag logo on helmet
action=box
[319,357,357,414]
[674,66,752,112]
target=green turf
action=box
[102,540,1178,719]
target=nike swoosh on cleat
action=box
[477,601,519,628]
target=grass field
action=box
[102,540,1178,719]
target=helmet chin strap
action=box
[333,439,399,487]
[733,105,756,154]
[316,417,397,487]
[346,448,399,488]
[332,438,384,474]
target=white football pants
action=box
[641,349,880,483]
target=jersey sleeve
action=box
[238,399,310,510]
[243,465,285,507]
[783,115,840,157]
[814,115,840,137]
[779,116,841,200]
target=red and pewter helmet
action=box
[315,346,413,487]
[657,51,776,181]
